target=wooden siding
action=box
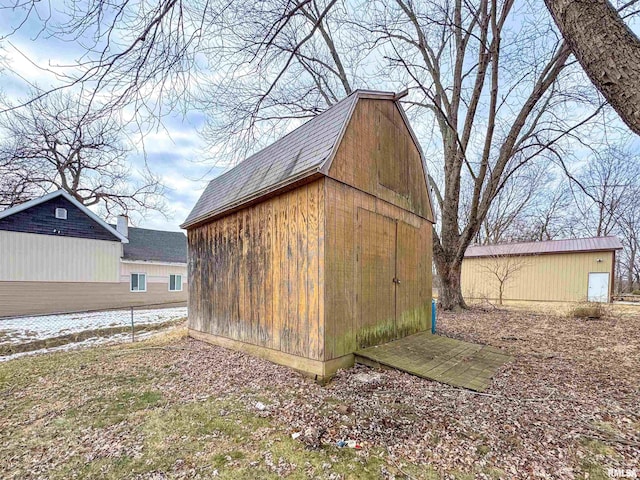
[461,251,615,302]
[328,99,433,222]
[188,179,325,360]
[120,262,187,286]
[357,209,396,349]
[324,178,432,360]
[0,231,121,282]
[187,97,435,373]
[0,281,187,318]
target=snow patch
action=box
[0,307,187,360]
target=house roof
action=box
[0,190,128,243]
[120,227,187,264]
[0,189,187,263]
[464,236,624,258]
[182,90,434,228]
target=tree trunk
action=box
[629,246,636,292]
[434,254,467,311]
[544,0,640,135]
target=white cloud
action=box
[0,22,219,233]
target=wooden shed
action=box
[181,90,435,381]
[461,236,623,303]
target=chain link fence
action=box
[0,302,187,361]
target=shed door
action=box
[396,221,425,337]
[588,272,610,303]
[357,208,396,348]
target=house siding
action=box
[461,251,615,302]
[0,196,120,241]
[120,262,188,288]
[0,281,187,318]
[0,231,121,282]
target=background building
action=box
[461,236,623,303]
[0,190,187,317]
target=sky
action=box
[1,1,640,234]
[0,6,221,232]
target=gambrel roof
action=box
[182,90,434,228]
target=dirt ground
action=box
[1,305,638,479]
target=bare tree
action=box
[0,157,42,209]
[472,165,549,244]
[7,0,640,139]
[0,0,215,120]
[0,91,166,218]
[544,0,640,135]
[572,146,639,237]
[0,0,617,311]
[0,0,360,147]
[521,182,576,241]
[195,0,364,160]
[616,184,640,292]
[364,0,606,309]
[478,253,530,306]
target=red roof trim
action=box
[465,236,623,258]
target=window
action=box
[130,273,147,292]
[169,274,183,292]
[55,208,67,219]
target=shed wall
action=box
[328,99,433,222]
[324,178,432,360]
[461,251,615,302]
[0,230,121,282]
[187,179,325,360]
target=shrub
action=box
[631,289,640,295]
[568,302,607,319]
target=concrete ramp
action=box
[354,332,512,392]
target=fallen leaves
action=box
[1,306,638,478]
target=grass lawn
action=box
[1,306,638,479]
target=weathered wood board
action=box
[323,178,433,361]
[188,179,325,360]
[188,95,436,378]
[328,98,433,222]
[355,332,513,392]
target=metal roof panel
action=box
[465,236,623,258]
[182,93,359,227]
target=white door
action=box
[587,273,610,303]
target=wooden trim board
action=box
[189,329,354,382]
